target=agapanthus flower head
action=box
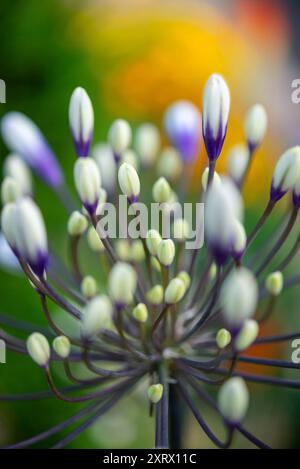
[69,87,94,157]
[164,100,202,163]
[1,112,63,188]
[202,73,230,162]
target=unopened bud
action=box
[146,284,164,305]
[244,104,267,152]
[81,275,97,298]
[74,157,101,215]
[135,123,160,167]
[165,278,185,304]
[27,332,50,367]
[109,262,137,306]
[82,295,113,338]
[1,177,21,204]
[265,271,283,296]
[132,303,148,323]
[201,166,221,191]
[157,147,183,182]
[216,328,231,349]
[151,256,161,272]
[68,211,88,236]
[115,239,131,261]
[87,227,105,252]
[271,147,300,202]
[118,162,140,203]
[108,119,132,162]
[234,319,259,352]
[148,383,163,404]
[53,336,71,359]
[152,177,171,203]
[3,154,32,195]
[173,218,190,241]
[218,377,249,424]
[130,240,145,263]
[227,144,249,183]
[69,87,94,157]
[157,239,175,266]
[177,271,191,290]
[146,229,162,256]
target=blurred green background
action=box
[1,0,300,448]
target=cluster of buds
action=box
[0,73,299,450]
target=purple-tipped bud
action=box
[270,147,300,203]
[1,112,63,188]
[202,74,230,162]
[69,87,94,157]
[74,157,101,215]
[164,100,201,163]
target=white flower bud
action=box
[244,104,267,151]
[165,278,185,304]
[157,147,183,182]
[221,267,258,326]
[82,295,113,338]
[81,275,98,298]
[3,154,32,195]
[218,377,249,424]
[67,211,88,236]
[148,383,163,404]
[69,87,94,157]
[109,262,137,306]
[130,240,145,263]
[108,119,132,161]
[74,157,101,215]
[87,226,105,252]
[227,144,249,183]
[146,284,164,305]
[118,162,140,202]
[122,149,138,169]
[177,271,191,290]
[132,303,148,323]
[173,218,190,241]
[27,332,50,367]
[232,219,246,261]
[14,198,48,276]
[92,143,116,193]
[265,271,283,296]
[115,239,131,262]
[53,336,71,359]
[271,147,300,202]
[157,239,175,266]
[234,319,259,352]
[152,177,171,203]
[0,232,19,272]
[1,203,18,250]
[1,177,21,204]
[135,123,160,166]
[216,328,231,349]
[202,74,230,161]
[146,229,162,256]
[201,166,221,191]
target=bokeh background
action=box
[1,0,300,448]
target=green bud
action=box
[157,147,183,182]
[68,211,88,236]
[234,319,259,352]
[148,383,163,404]
[218,377,249,424]
[146,229,162,256]
[151,256,161,272]
[53,336,71,359]
[115,239,131,261]
[82,295,113,338]
[265,271,283,296]
[132,303,148,323]
[157,239,175,266]
[146,284,164,305]
[173,218,190,241]
[87,227,105,252]
[109,262,137,306]
[130,240,145,263]
[152,177,171,203]
[216,328,231,349]
[165,278,185,304]
[177,271,191,290]
[27,332,50,367]
[81,275,98,298]
[209,263,217,280]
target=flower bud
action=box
[201,166,221,191]
[221,267,258,326]
[109,262,137,306]
[1,112,63,188]
[209,263,217,281]
[152,177,171,203]
[87,227,105,252]
[115,239,131,261]
[92,144,116,193]
[3,154,32,195]
[146,284,164,305]
[122,149,138,169]
[135,123,160,166]
[202,74,230,161]
[69,87,94,157]
[148,383,163,404]
[177,271,191,290]
[227,144,249,184]
[234,319,259,352]
[130,240,145,263]
[146,229,162,256]
[118,162,140,203]
[108,119,132,162]
[218,377,249,424]
[164,100,201,162]
[173,218,190,241]
[74,157,101,215]
[216,328,231,349]
[82,295,113,338]
[67,211,88,236]
[1,177,21,204]
[232,219,246,262]
[244,104,267,152]
[81,275,98,298]
[157,147,183,182]
[15,198,48,276]
[157,239,175,266]
[1,203,18,250]
[165,278,185,304]
[0,232,19,272]
[53,336,71,359]
[132,303,148,323]
[265,271,283,296]
[151,256,161,272]
[271,147,300,202]
[27,332,50,367]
